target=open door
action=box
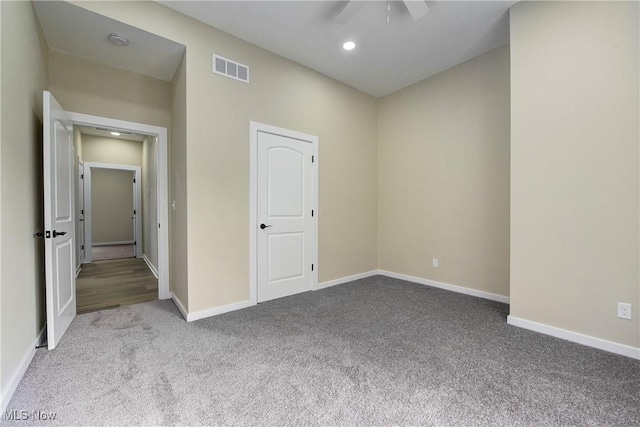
[44,91,76,350]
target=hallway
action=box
[76,258,158,314]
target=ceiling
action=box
[159,1,516,96]
[33,1,185,82]
[33,1,515,97]
[78,126,147,142]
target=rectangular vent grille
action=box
[213,54,250,83]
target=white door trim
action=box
[83,162,142,261]
[249,121,319,305]
[68,112,170,300]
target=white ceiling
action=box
[33,1,515,96]
[33,1,185,82]
[160,1,516,96]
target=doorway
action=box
[67,111,170,305]
[71,124,163,314]
[83,163,142,263]
[249,121,319,304]
[72,128,162,314]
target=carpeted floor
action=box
[5,276,640,426]
[91,244,135,261]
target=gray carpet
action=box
[5,276,640,426]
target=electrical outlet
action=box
[432,258,439,268]
[617,303,632,320]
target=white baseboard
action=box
[0,325,46,412]
[92,241,134,247]
[170,293,189,321]
[315,270,379,290]
[142,255,159,279]
[170,292,255,322]
[378,270,510,304]
[170,269,508,324]
[507,315,640,360]
[187,299,255,322]
[75,264,82,278]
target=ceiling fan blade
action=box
[335,1,364,24]
[402,0,429,20]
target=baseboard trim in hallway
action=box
[142,254,159,279]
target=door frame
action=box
[76,157,84,277]
[68,112,170,300]
[249,121,319,305]
[83,162,142,262]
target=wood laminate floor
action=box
[76,257,158,314]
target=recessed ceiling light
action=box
[110,132,121,136]
[343,41,356,51]
[108,33,129,47]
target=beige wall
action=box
[0,0,48,403]
[510,1,639,348]
[49,50,171,129]
[73,125,82,160]
[91,168,134,244]
[74,1,379,313]
[142,136,158,268]
[81,134,142,167]
[378,46,511,298]
[170,53,188,309]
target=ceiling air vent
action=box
[213,54,250,84]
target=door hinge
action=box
[81,174,84,179]
[134,241,137,246]
[81,245,84,250]
[311,264,314,271]
[133,178,136,183]
[312,155,314,163]
[81,209,84,215]
[133,210,136,215]
[311,209,314,217]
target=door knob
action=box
[52,230,67,238]
[260,224,272,230]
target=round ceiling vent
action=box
[108,33,129,47]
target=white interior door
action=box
[44,91,76,350]
[257,131,315,302]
